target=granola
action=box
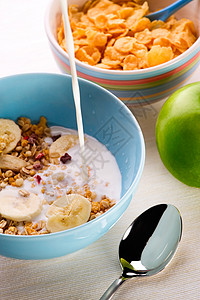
[0,117,120,235]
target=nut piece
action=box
[0,219,7,229]
[15,178,24,187]
[21,167,30,175]
[91,201,100,213]
[18,189,30,197]
[0,182,7,188]
[100,199,110,209]
[4,226,18,235]
[4,170,13,178]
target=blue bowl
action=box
[0,73,145,259]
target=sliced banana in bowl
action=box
[46,194,91,233]
[49,134,79,158]
[0,190,43,222]
[0,119,21,153]
[0,154,28,171]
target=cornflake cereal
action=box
[0,117,119,235]
[57,0,197,70]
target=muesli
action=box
[0,117,121,235]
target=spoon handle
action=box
[99,276,126,300]
[147,0,193,21]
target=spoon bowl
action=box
[100,204,182,300]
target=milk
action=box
[4,127,121,226]
[60,0,87,178]
[50,126,121,202]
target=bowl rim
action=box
[0,72,145,239]
[44,0,200,76]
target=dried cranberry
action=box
[35,175,42,184]
[28,134,38,145]
[31,133,38,139]
[35,153,44,160]
[52,134,61,142]
[28,137,35,145]
[23,136,29,140]
[60,153,71,164]
[33,162,43,170]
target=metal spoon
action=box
[100,204,182,300]
[146,0,193,22]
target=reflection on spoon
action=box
[60,0,88,180]
[100,204,182,300]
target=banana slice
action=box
[0,190,43,222]
[49,134,79,158]
[0,154,28,171]
[46,194,91,233]
[0,119,21,153]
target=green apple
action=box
[156,82,200,187]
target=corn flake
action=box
[135,28,152,44]
[102,56,122,67]
[151,28,171,39]
[125,2,149,28]
[114,37,135,53]
[134,49,148,68]
[131,40,147,53]
[96,63,117,69]
[94,14,108,29]
[147,45,173,67]
[86,30,108,47]
[129,17,151,33]
[103,46,125,61]
[76,46,101,65]
[122,54,138,70]
[153,37,171,48]
[117,7,135,19]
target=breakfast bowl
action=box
[45,0,200,106]
[0,73,145,260]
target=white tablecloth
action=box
[0,1,200,299]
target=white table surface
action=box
[0,1,200,299]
